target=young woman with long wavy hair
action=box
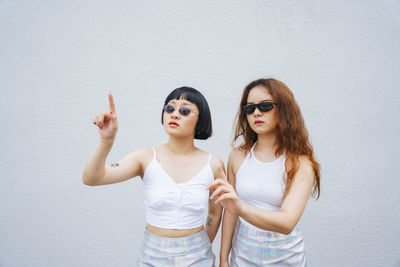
[209,78,320,266]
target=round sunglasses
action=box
[163,104,198,116]
[242,102,276,115]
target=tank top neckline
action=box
[250,142,284,165]
[151,147,212,185]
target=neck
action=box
[255,131,278,153]
[165,135,196,154]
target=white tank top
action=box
[235,143,287,231]
[142,148,214,229]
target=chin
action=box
[164,129,192,139]
[251,127,275,136]
[164,128,178,136]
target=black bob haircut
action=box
[161,86,212,140]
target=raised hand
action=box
[208,166,242,215]
[91,92,119,140]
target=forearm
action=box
[205,210,222,243]
[238,203,295,234]
[220,210,238,262]
[82,138,115,185]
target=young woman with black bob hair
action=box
[83,87,224,266]
[208,78,321,266]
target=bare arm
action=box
[82,145,147,186]
[219,211,237,267]
[205,155,224,243]
[82,92,146,186]
[205,199,222,243]
[219,150,240,266]
[210,155,315,235]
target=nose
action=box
[170,109,180,119]
[253,107,262,116]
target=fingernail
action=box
[110,111,113,114]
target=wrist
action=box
[100,137,115,146]
[219,255,229,262]
[236,201,245,217]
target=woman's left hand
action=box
[208,167,242,215]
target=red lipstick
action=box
[169,121,179,127]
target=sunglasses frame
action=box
[242,102,277,115]
[163,104,198,116]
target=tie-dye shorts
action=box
[230,221,306,267]
[137,228,215,267]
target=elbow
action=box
[82,172,98,186]
[279,226,294,235]
[278,221,297,235]
[82,180,96,186]
[82,177,94,186]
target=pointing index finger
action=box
[108,92,116,113]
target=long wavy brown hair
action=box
[233,78,321,199]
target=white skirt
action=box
[230,221,306,267]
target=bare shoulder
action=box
[228,147,248,174]
[298,155,313,172]
[229,146,247,161]
[137,147,154,162]
[122,147,154,169]
[133,147,154,158]
[295,155,315,183]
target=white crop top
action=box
[142,148,214,230]
[235,143,287,231]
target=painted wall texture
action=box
[1,0,399,266]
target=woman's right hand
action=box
[91,92,119,140]
[209,167,242,216]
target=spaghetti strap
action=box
[207,152,212,164]
[250,142,257,157]
[151,147,157,160]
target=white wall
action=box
[1,0,399,266]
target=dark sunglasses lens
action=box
[164,105,175,113]
[242,105,255,114]
[179,107,191,116]
[258,102,274,112]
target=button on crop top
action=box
[235,143,287,231]
[142,148,214,230]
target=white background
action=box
[1,0,399,266]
